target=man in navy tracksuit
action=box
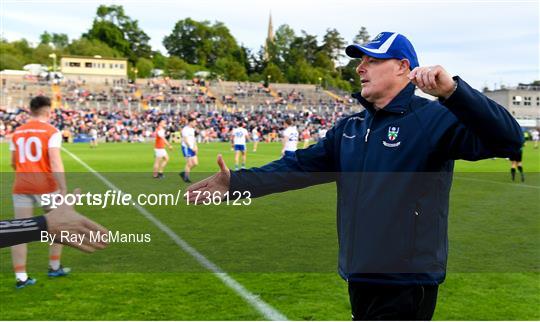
[187,32,523,320]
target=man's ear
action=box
[397,59,410,75]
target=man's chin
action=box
[360,89,373,102]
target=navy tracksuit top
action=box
[230,77,523,285]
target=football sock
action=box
[510,168,516,181]
[14,265,27,281]
[49,255,61,270]
[15,272,28,281]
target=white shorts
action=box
[154,148,168,158]
[13,191,58,211]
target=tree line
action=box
[0,5,371,91]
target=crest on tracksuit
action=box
[387,127,399,141]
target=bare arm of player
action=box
[49,147,67,195]
[408,65,457,99]
[10,151,16,171]
[164,137,173,150]
[185,154,230,204]
[45,188,109,252]
[192,131,199,153]
[230,133,235,148]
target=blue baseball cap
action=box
[345,32,419,69]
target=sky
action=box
[1,0,539,90]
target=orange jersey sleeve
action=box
[10,120,61,194]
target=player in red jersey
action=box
[10,96,68,288]
[153,118,173,179]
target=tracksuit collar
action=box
[352,82,416,115]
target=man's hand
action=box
[408,65,456,99]
[185,154,231,204]
[45,188,109,253]
[167,144,173,151]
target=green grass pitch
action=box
[0,140,539,320]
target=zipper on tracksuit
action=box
[410,204,420,258]
[364,110,377,143]
[345,111,378,275]
[357,111,378,175]
[364,128,370,142]
[359,110,379,171]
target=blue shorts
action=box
[283,150,296,158]
[234,144,246,152]
[182,146,196,158]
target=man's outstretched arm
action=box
[409,66,523,160]
[186,125,339,202]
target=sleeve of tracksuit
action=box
[438,76,524,161]
[0,216,48,248]
[229,122,340,198]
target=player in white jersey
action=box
[282,119,298,159]
[318,127,328,142]
[180,118,198,183]
[231,123,250,170]
[532,128,539,149]
[89,127,98,148]
[251,127,260,152]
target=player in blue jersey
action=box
[231,122,250,170]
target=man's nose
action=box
[356,63,365,75]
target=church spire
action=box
[267,12,274,43]
[264,11,274,61]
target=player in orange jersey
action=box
[301,127,311,149]
[10,96,69,289]
[153,118,173,179]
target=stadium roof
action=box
[60,55,127,61]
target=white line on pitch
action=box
[453,176,540,189]
[62,147,287,321]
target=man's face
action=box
[190,120,197,127]
[356,56,403,103]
